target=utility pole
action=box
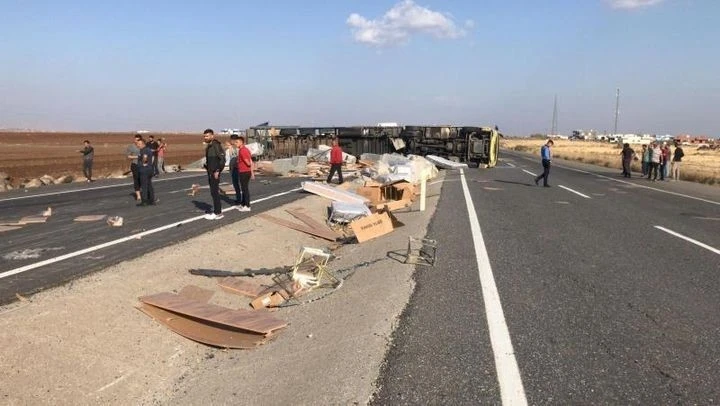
[551,94,558,136]
[613,88,620,135]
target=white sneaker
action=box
[215,214,224,220]
[204,213,216,220]
[238,206,251,212]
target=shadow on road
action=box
[493,179,534,187]
[191,200,212,213]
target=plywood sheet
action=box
[285,209,335,234]
[218,278,266,298]
[0,225,22,233]
[137,304,271,349]
[139,292,287,335]
[18,216,47,224]
[301,181,369,204]
[73,215,108,222]
[258,213,338,242]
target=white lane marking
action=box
[0,187,302,280]
[558,185,591,199]
[506,162,516,168]
[0,174,205,203]
[459,169,528,405]
[522,169,537,177]
[654,226,720,256]
[506,151,720,206]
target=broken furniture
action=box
[290,247,335,289]
[404,236,437,266]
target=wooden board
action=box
[258,213,338,242]
[350,212,394,243]
[285,209,335,235]
[73,214,108,222]
[18,216,47,224]
[218,278,267,298]
[178,285,214,303]
[0,225,22,233]
[139,292,287,335]
[137,303,271,349]
[374,199,412,212]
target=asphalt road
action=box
[0,171,307,305]
[373,152,720,405]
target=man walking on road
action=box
[236,136,254,212]
[534,139,553,187]
[203,129,225,220]
[326,138,344,184]
[78,140,94,182]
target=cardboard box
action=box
[355,186,387,205]
[250,292,286,309]
[374,199,412,212]
[350,212,394,243]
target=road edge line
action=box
[654,226,720,255]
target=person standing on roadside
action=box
[236,136,254,211]
[226,135,241,205]
[78,140,94,182]
[672,142,684,181]
[326,138,344,184]
[648,142,661,181]
[157,138,167,174]
[534,139,553,187]
[203,129,225,220]
[136,139,156,206]
[660,142,670,181]
[147,135,160,177]
[126,134,143,201]
[620,143,635,178]
[641,144,650,177]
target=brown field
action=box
[0,132,230,186]
[502,138,720,186]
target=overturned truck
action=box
[246,125,500,168]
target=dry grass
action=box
[502,139,720,186]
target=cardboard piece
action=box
[350,212,395,243]
[0,225,22,233]
[139,292,287,335]
[218,278,267,298]
[137,303,272,349]
[18,216,47,224]
[74,215,108,222]
[301,181,369,205]
[374,199,412,212]
[250,292,286,309]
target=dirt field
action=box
[0,132,233,186]
[502,138,720,186]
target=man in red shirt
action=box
[236,136,254,212]
[326,138,344,184]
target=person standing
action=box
[136,139,156,206]
[236,136,254,212]
[78,140,94,182]
[660,142,670,181]
[672,142,684,181]
[203,129,225,220]
[648,142,661,181]
[226,135,241,205]
[126,134,142,201]
[147,135,160,176]
[326,138,344,184]
[156,138,167,174]
[620,143,635,178]
[534,139,553,187]
[640,144,650,177]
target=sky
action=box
[0,0,718,136]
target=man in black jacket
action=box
[203,129,225,220]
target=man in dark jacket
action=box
[203,128,225,220]
[78,140,94,182]
[620,143,635,178]
[672,142,685,181]
[137,139,156,206]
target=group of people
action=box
[204,128,254,220]
[636,142,684,181]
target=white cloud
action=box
[608,0,664,9]
[347,0,468,46]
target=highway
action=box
[0,172,306,305]
[373,152,720,405]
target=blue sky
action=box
[0,0,718,136]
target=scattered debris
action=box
[0,225,22,233]
[329,201,371,224]
[301,182,369,205]
[107,216,123,227]
[290,247,335,290]
[189,267,289,278]
[18,215,48,225]
[404,237,437,266]
[350,212,395,243]
[74,215,108,222]
[3,247,64,260]
[188,184,200,197]
[41,207,52,217]
[258,212,339,242]
[425,155,469,169]
[15,293,30,302]
[218,278,267,298]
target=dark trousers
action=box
[208,172,222,215]
[648,162,659,180]
[139,171,155,203]
[327,163,343,184]
[238,171,251,207]
[641,161,648,176]
[622,159,632,178]
[83,160,93,180]
[130,163,141,191]
[535,160,551,186]
[231,167,241,204]
[152,156,159,176]
[659,162,666,180]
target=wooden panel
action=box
[218,278,266,298]
[73,215,108,222]
[137,304,271,349]
[0,225,22,233]
[178,285,214,303]
[139,292,287,335]
[18,216,47,224]
[285,209,335,234]
[258,213,338,242]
